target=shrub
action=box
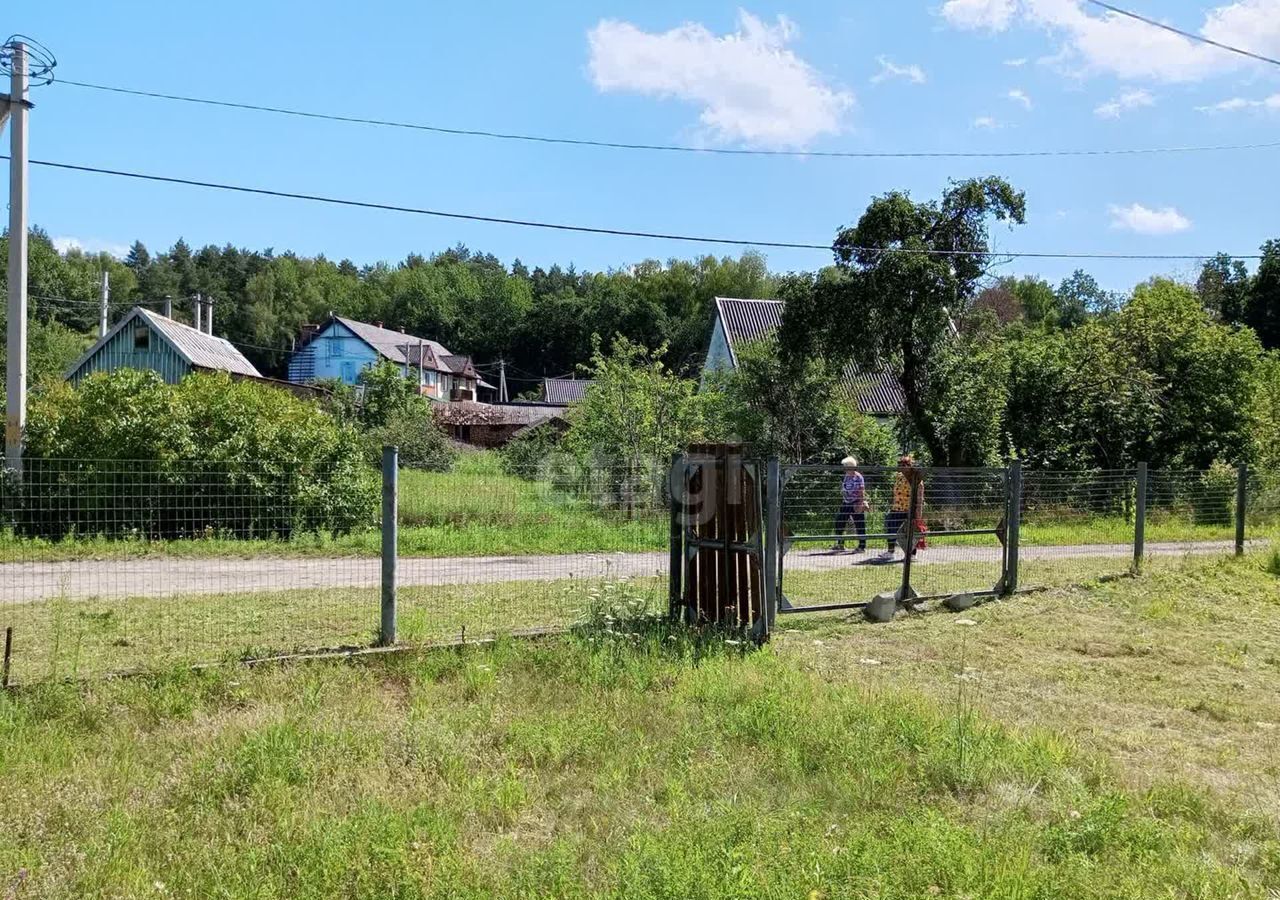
[365,400,456,472]
[8,369,377,539]
[500,421,564,479]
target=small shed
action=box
[435,401,568,448]
[66,307,262,385]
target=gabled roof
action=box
[333,316,452,368]
[712,297,906,416]
[542,377,593,404]
[67,307,261,379]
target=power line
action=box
[12,154,1265,261]
[55,77,1280,159]
[1085,0,1280,68]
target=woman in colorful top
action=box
[833,456,867,553]
[879,454,924,560]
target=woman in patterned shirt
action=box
[879,454,924,560]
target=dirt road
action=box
[0,540,1249,604]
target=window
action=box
[133,325,150,350]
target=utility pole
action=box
[191,293,202,332]
[5,42,29,473]
[417,339,424,394]
[498,357,508,404]
[98,269,110,337]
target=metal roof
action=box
[713,297,905,416]
[67,307,261,380]
[334,316,452,367]
[542,377,593,404]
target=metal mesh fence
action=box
[393,454,669,645]
[1019,469,1137,588]
[0,457,381,684]
[1,451,1274,685]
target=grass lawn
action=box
[3,559,1280,897]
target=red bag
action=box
[913,519,928,551]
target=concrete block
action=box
[864,592,898,623]
[944,593,977,612]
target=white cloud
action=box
[871,55,926,84]
[1196,93,1280,112]
[586,11,853,148]
[941,0,1017,32]
[1004,57,1028,66]
[943,0,1280,83]
[52,236,130,258]
[1006,88,1032,108]
[1093,88,1154,119]
[1108,203,1192,235]
[972,115,1001,128]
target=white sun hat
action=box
[842,456,858,467]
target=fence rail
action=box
[1,451,1275,685]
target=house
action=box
[66,306,262,385]
[286,315,494,401]
[540,377,593,404]
[703,297,906,418]
[435,401,569,448]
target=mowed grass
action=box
[0,453,666,562]
[3,613,1279,897]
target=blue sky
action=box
[8,0,1280,291]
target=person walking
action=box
[879,454,924,560]
[833,456,868,553]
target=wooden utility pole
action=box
[5,42,29,472]
[498,357,508,404]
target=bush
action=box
[365,400,456,472]
[8,369,377,539]
[500,421,564,479]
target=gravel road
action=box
[0,540,1247,604]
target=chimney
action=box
[162,296,173,319]
[191,294,203,332]
[204,296,214,335]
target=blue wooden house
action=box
[66,306,262,385]
[287,315,490,402]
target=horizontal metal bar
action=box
[778,601,870,614]
[686,538,760,556]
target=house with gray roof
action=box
[66,307,262,385]
[286,315,493,402]
[703,297,906,419]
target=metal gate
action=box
[774,463,1016,620]
[669,454,1022,639]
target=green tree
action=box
[779,177,1026,465]
[1196,253,1249,325]
[1246,239,1280,350]
[708,336,894,464]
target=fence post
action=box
[1005,461,1022,594]
[379,445,398,647]
[668,453,684,619]
[1133,462,1147,574]
[762,458,781,636]
[899,478,920,601]
[1236,464,1248,557]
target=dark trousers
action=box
[834,502,866,549]
[885,510,908,551]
